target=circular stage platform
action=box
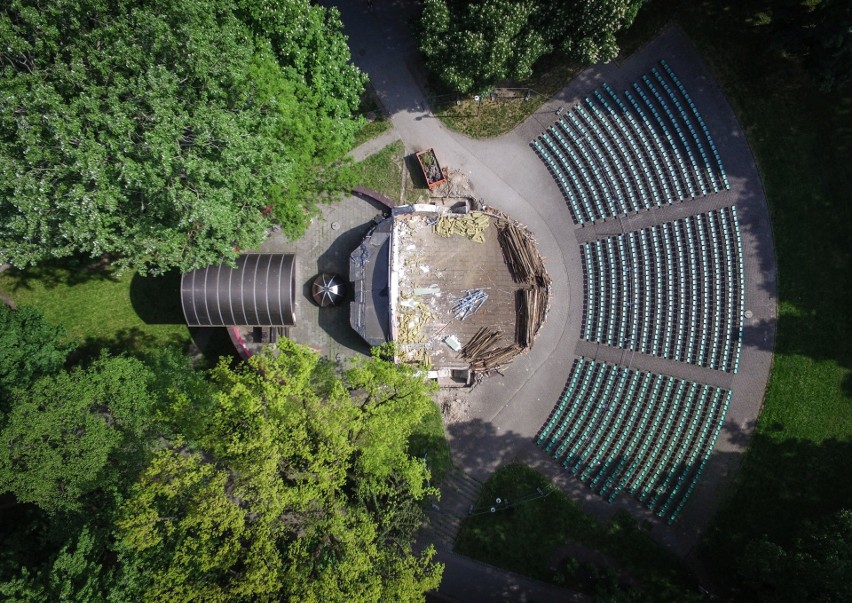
[349,201,550,387]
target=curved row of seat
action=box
[536,358,731,524]
[580,206,744,372]
[531,61,730,225]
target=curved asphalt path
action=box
[330,0,777,597]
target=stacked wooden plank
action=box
[462,327,502,358]
[517,286,548,349]
[497,221,549,286]
[462,327,521,372]
[496,218,551,352]
[469,344,522,372]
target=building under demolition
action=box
[350,202,550,386]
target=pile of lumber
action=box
[462,327,502,358]
[469,344,522,372]
[516,286,548,349]
[434,211,489,243]
[462,327,522,372]
[497,221,549,286]
[496,218,552,350]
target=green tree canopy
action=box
[0,353,158,513]
[115,342,443,602]
[0,0,365,275]
[0,526,113,603]
[419,0,548,94]
[763,0,851,92]
[0,304,74,410]
[0,349,205,601]
[0,341,445,600]
[419,0,645,94]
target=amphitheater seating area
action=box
[531,61,729,225]
[580,206,744,372]
[536,358,731,524]
[532,59,744,522]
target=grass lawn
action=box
[455,464,697,600]
[434,93,547,140]
[432,57,580,138]
[350,140,424,204]
[408,400,452,485]
[353,117,391,149]
[0,259,191,360]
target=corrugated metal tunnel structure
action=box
[180,253,297,327]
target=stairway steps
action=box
[421,467,483,548]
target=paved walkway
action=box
[349,128,400,162]
[324,0,776,598]
[432,549,589,603]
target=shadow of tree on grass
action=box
[1,256,122,292]
[703,430,852,588]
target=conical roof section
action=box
[312,273,346,307]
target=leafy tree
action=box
[0,525,116,603]
[0,0,365,275]
[115,341,443,602]
[0,354,157,513]
[236,0,367,147]
[764,0,851,92]
[738,508,852,602]
[539,0,646,65]
[344,344,440,501]
[0,568,45,603]
[420,0,548,93]
[0,304,74,409]
[419,0,646,94]
[44,527,110,603]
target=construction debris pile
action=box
[452,289,488,320]
[434,211,490,243]
[430,170,475,198]
[496,220,551,351]
[462,327,522,373]
[396,298,434,367]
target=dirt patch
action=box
[430,168,474,198]
[436,388,471,424]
